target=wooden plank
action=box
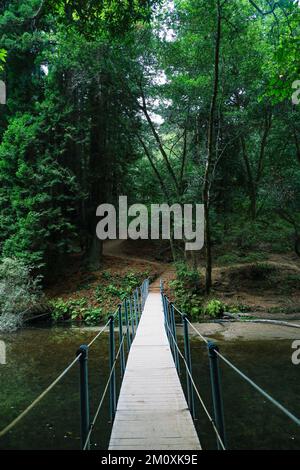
[108,292,201,451]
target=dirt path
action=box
[103,240,165,267]
[103,240,300,315]
[103,240,174,290]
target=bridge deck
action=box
[109,292,201,450]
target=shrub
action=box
[217,253,241,265]
[82,307,103,324]
[50,297,103,324]
[50,298,87,321]
[169,280,203,321]
[204,299,225,318]
[175,262,201,291]
[0,257,42,331]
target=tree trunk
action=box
[240,137,257,219]
[203,0,222,294]
[86,234,103,270]
[84,78,109,270]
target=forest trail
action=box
[103,240,300,315]
[103,239,300,277]
[103,240,172,274]
[103,239,175,292]
[105,239,299,268]
[48,240,300,318]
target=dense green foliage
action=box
[0,0,299,290]
[0,257,42,330]
[50,269,149,323]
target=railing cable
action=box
[83,333,127,450]
[164,321,226,450]
[0,279,149,445]
[215,348,300,427]
[177,317,300,428]
[0,354,82,438]
[0,316,114,438]
[87,317,111,348]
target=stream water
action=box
[0,325,299,450]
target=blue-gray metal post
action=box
[118,304,125,378]
[133,291,139,325]
[182,315,195,420]
[109,315,116,422]
[77,345,90,450]
[129,297,135,338]
[162,295,167,333]
[208,341,226,450]
[167,301,174,356]
[138,287,142,316]
[170,303,180,375]
[136,288,141,320]
[139,286,143,311]
[124,298,131,351]
[165,296,171,345]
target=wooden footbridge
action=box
[109,290,201,450]
[0,278,299,450]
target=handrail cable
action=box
[83,333,127,450]
[180,317,300,428]
[164,321,226,450]
[0,315,114,438]
[87,317,111,348]
[0,354,82,438]
[215,348,300,427]
[0,279,148,442]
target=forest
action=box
[1,0,300,455]
[0,0,299,328]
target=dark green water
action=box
[188,336,300,450]
[0,326,115,450]
[0,326,299,450]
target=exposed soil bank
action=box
[189,321,300,341]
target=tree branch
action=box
[139,87,180,195]
[248,0,280,16]
[137,135,171,202]
[256,110,272,183]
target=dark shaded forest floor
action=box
[46,239,300,319]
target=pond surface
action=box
[0,326,299,450]
[188,335,300,450]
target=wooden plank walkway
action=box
[109,292,201,450]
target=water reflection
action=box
[0,327,299,450]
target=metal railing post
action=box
[109,315,116,421]
[118,304,125,378]
[182,315,195,420]
[133,291,139,325]
[164,296,171,345]
[162,294,167,331]
[139,286,143,311]
[138,287,142,316]
[77,345,90,450]
[208,341,227,449]
[129,297,135,338]
[167,301,174,357]
[136,288,141,320]
[170,303,180,375]
[124,298,131,351]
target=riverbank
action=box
[187,321,300,342]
